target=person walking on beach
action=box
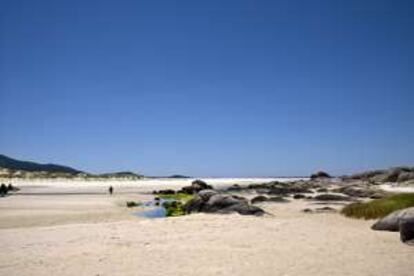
[108,186,113,195]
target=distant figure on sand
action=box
[108,186,113,195]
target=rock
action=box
[183,196,205,213]
[302,208,313,213]
[250,195,289,204]
[345,170,386,181]
[310,171,331,180]
[197,189,219,201]
[249,180,316,195]
[313,194,351,201]
[6,184,19,192]
[267,186,313,195]
[227,184,243,191]
[371,169,400,183]
[334,185,387,199]
[184,191,264,216]
[345,167,414,183]
[399,218,414,244]
[316,206,336,212]
[372,207,414,231]
[204,194,248,212]
[217,203,265,216]
[255,189,270,194]
[267,187,290,195]
[293,194,306,199]
[180,180,213,194]
[0,183,8,196]
[248,182,281,190]
[397,172,414,183]
[153,189,175,195]
[370,192,387,199]
[192,179,213,190]
[251,195,268,204]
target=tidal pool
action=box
[133,198,172,218]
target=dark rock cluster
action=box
[184,190,265,216]
[343,167,414,184]
[371,207,414,245]
[0,183,19,196]
[153,180,213,195]
[180,180,213,194]
[310,171,332,180]
[250,195,289,204]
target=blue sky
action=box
[1,0,413,177]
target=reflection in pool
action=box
[134,207,166,218]
[133,198,172,218]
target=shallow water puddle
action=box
[133,198,171,218]
[134,207,166,218]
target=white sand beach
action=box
[0,179,413,276]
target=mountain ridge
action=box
[0,154,82,174]
[0,154,143,179]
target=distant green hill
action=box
[0,154,145,179]
[0,154,82,174]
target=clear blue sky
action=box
[1,0,413,177]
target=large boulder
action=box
[227,184,243,191]
[197,189,219,201]
[251,195,268,204]
[399,218,414,244]
[153,189,175,195]
[397,172,414,183]
[184,191,264,216]
[217,203,265,216]
[267,185,313,195]
[250,195,289,204]
[313,194,351,201]
[334,185,387,199]
[372,207,414,231]
[0,183,8,196]
[180,179,213,194]
[344,170,385,181]
[371,168,401,183]
[345,167,414,183]
[267,187,291,195]
[310,171,332,180]
[204,194,248,212]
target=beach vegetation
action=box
[162,200,186,217]
[158,193,195,217]
[158,193,194,203]
[341,193,414,219]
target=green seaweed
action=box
[158,193,194,203]
[162,200,186,217]
[157,193,194,217]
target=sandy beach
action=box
[0,179,413,276]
